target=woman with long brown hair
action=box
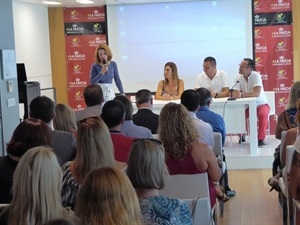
[155,62,184,100]
[159,103,229,207]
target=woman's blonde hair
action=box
[158,103,199,160]
[53,104,77,134]
[127,139,166,189]
[164,62,179,84]
[74,117,115,183]
[75,167,142,225]
[94,43,113,64]
[5,146,68,225]
[286,81,300,110]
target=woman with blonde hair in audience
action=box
[155,62,184,100]
[53,103,77,135]
[159,103,229,208]
[127,139,192,225]
[61,117,118,208]
[0,118,51,204]
[75,167,142,225]
[0,146,72,225]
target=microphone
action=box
[102,59,107,74]
[228,81,239,101]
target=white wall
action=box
[12,1,52,89]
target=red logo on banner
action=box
[273,83,291,93]
[255,43,268,53]
[69,78,88,88]
[67,51,86,61]
[254,28,264,39]
[88,36,107,47]
[271,26,292,38]
[272,55,292,66]
[254,0,292,13]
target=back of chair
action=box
[213,132,222,156]
[159,173,212,209]
[286,145,295,173]
[183,198,214,225]
[280,131,287,164]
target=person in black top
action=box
[0,118,51,203]
[132,89,159,134]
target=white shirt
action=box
[194,70,229,93]
[233,71,268,107]
[187,111,214,149]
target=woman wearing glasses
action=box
[127,139,192,225]
[159,103,229,208]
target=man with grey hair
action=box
[132,89,159,134]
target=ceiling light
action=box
[76,0,94,4]
[42,1,61,5]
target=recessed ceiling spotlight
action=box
[42,1,62,5]
[76,0,94,4]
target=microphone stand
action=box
[227,81,239,101]
[228,89,236,101]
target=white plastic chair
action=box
[279,145,295,225]
[159,173,217,223]
[265,91,278,143]
[213,132,226,217]
[183,198,215,225]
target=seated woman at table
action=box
[158,103,229,208]
[155,62,184,100]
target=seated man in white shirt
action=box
[180,89,214,148]
[194,56,229,98]
[232,58,270,147]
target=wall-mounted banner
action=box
[253,0,293,134]
[63,6,107,110]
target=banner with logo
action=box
[253,0,293,134]
[63,7,107,110]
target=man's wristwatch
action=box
[215,93,218,98]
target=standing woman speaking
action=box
[90,44,125,103]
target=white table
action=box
[134,97,258,155]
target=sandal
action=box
[215,186,230,202]
[268,177,281,192]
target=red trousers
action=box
[246,104,270,141]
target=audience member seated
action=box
[181,89,214,148]
[155,62,184,100]
[75,84,103,123]
[159,103,229,208]
[29,96,76,166]
[196,87,236,197]
[101,100,134,162]
[75,167,142,225]
[275,81,300,140]
[0,146,72,224]
[61,117,116,208]
[290,135,300,200]
[0,118,51,204]
[114,95,152,138]
[270,81,300,176]
[53,103,77,136]
[269,99,300,191]
[132,89,159,134]
[127,139,192,225]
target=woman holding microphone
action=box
[90,44,125,102]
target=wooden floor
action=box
[217,169,283,225]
